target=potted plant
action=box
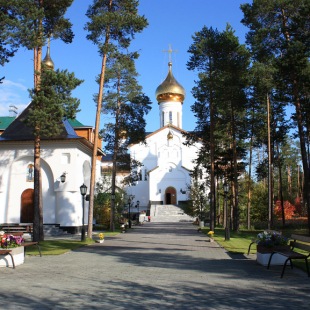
[0,231,25,267]
[255,231,289,266]
[207,231,215,242]
[96,233,105,243]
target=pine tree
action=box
[1,0,75,241]
[85,0,148,235]
[100,52,151,229]
[187,25,250,231]
[0,3,18,82]
[241,0,310,232]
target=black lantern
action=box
[80,184,87,241]
[136,200,140,213]
[60,173,66,183]
[80,184,87,196]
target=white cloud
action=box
[0,79,30,116]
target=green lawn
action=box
[201,228,259,254]
[201,227,309,273]
[25,230,121,255]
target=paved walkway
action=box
[1,222,310,309]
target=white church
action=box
[0,53,202,232]
[124,61,202,222]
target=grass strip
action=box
[26,230,121,255]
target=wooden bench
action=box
[267,234,310,278]
[247,230,282,255]
[1,223,33,234]
[0,249,15,268]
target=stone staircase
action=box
[43,225,69,236]
[150,204,194,223]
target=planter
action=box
[96,239,104,244]
[256,245,290,266]
[0,246,24,267]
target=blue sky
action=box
[0,0,251,132]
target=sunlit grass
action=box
[26,230,122,255]
[200,227,258,254]
[200,226,310,273]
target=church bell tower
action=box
[155,61,186,129]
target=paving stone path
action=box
[1,222,310,309]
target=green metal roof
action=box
[0,116,16,130]
[0,116,89,130]
[68,119,91,128]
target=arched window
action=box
[169,111,172,124]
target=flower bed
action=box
[256,231,288,248]
[0,231,25,248]
[0,231,25,267]
[255,231,289,266]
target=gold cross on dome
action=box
[162,44,178,62]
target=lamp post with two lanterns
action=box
[80,184,87,241]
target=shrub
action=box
[274,200,296,219]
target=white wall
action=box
[0,140,93,227]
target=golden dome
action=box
[42,44,54,70]
[167,130,173,140]
[155,62,185,104]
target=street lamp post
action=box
[128,197,132,228]
[80,184,87,241]
[136,200,140,213]
[199,196,203,222]
[223,182,230,241]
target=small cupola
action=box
[42,37,54,70]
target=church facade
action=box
[0,54,202,229]
[126,62,202,215]
[0,44,104,233]
[0,113,102,233]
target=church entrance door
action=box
[21,189,34,223]
[165,187,176,205]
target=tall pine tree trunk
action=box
[267,93,273,229]
[247,130,253,229]
[276,142,285,226]
[231,105,239,231]
[88,30,110,238]
[209,90,215,231]
[33,44,44,242]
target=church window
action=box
[177,112,180,127]
[169,167,172,172]
[27,164,34,182]
[144,169,148,181]
[162,112,165,127]
[169,111,172,124]
[139,170,142,180]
